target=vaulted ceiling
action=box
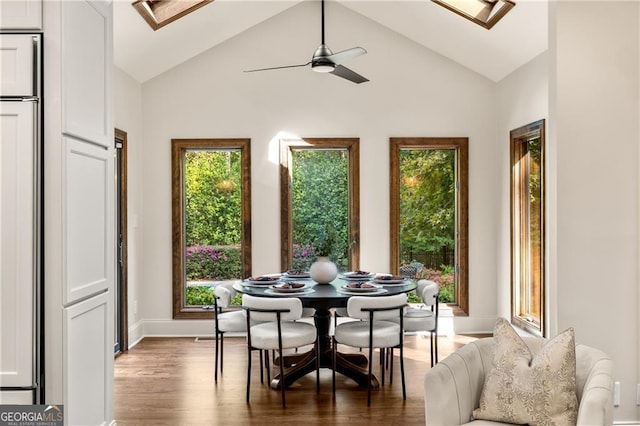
[113,0,548,84]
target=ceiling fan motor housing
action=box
[312,44,335,72]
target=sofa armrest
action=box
[424,340,492,425]
[576,354,614,425]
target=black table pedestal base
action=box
[269,307,379,390]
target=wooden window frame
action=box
[132,0,213,31]
[279,138,360,272]
[510,120,545,336]
[390,137,469,316]
[171,138,251,319]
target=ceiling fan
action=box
[244,0,369,84]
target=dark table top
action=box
[233,276,417,311]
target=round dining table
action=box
[232,276,417,390]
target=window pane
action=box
[291,149,349,271]
[390,137,469,315]
[511,120,545,335]
[399,149,456,303]
[172,138,251,319]
[280,138,360,273]
[521,137,542,321]
[183,150,243,306]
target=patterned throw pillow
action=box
[472,318,578,426]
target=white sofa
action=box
[423,337,614,425]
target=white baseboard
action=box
[142,319,215,337]
[127,320,144,349]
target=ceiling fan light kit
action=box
[245,0,369,84]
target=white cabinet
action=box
[64,137,113,305]
[0,391,33,404]
[0,35,36,96]
[0,0,42,30]
[61,0,112,147]
[43,1,114,422]
[0,101,35,390]
[64,291,113,425]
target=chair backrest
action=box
[214,282,239,308]
[347,293,407,321]
[420,281,439,307]
[416,279,435,298]
[242,294,303,322]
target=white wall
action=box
[495,52,549,322]
[113,67,145,346]
[550,2,639,421]
[138,2,500,334]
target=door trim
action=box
[115,128,128,352]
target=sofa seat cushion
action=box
[472,318,578,426]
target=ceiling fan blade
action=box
[326,47,367,65]
[244,62,311,73]
[330,65,369,84]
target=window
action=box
[510,120,545,335]
[280,138,360,272]
[431,0,515,30]
[132,0,213,31]
[390,138,469,315]
[171,138,251,319]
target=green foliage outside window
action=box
[185,150,242,247]
[399,149,455,257]
[291,150,349,270]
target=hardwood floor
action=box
[114,333,486,425]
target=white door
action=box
[0,35,35,96]
[0,101,35,389]
[0,0,42,30]
[64,291,113,425]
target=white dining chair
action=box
[208,282,246,382]
[388,280,439,367]
[242,294,319,408]
[332,293,408,406]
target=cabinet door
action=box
[64,291,113,425]
[61,0,112,147]
[64,137,113,304]
[0,101,34,388]
[0,0,42,30]
[0,35,35,96]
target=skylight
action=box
[132,0,213,31]
[432,0,515,30]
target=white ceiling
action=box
[113,0,548,84]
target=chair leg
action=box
[214,332,219,382]
[332,336,337,396]
[259,350,264,384]
[389,347,394,384]
[220,333,224,374]
[380,349,385,386]
[400,343,406,401]
[265,350,271,384]
[316,339,320,394]
[279,349,286,408]
[367,345,373,406]
[246,347,252,403]
[430,332,435,367]
[434,331,438,364]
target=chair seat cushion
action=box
[217,310,246,333]
[335,320,401,348]
[388,307,435,332]
[472,318,578,426]
[334,307,349,318]
[250,321,316,350]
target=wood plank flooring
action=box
[114,333,486,426]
